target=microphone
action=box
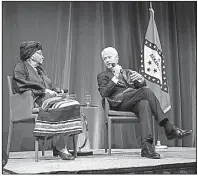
[111,63,116,68]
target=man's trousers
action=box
[117,87,166,143]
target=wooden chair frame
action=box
[103,98,156,155]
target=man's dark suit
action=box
[97,69,166,143]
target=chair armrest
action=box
[10,91,36,122]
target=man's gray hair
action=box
[101,47,118,59]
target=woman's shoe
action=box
[51,144,75,160]
[63,151,73,158]
[58,151,75,160]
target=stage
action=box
[3,147,196,174]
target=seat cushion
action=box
[109,110,137,117]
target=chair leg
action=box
[108,120,112,155]
[42,138,46,156]
[6,122,14,157]
[105,122,108,153]
[72,135,77,158]
[35,137,39,162]
[152,116,156,145]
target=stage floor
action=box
[3,147,196,174]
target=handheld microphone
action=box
[111,63,116,68]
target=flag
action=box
[140,7,171,113]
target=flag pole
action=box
[148,2,168,150]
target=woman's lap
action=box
[33,97,83,137]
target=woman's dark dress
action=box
[13,61,82,137]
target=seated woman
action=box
[13,41,82,160]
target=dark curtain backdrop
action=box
[2,1,196,151]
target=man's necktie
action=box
[117,73,128,87]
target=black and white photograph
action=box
[2,0,197,174]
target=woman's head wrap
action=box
[20,41,42,61]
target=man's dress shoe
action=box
[166,126,192,140]
[141,145,161,159]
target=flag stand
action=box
[155,139,168,149]
[155,121,168,150]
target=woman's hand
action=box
[60,89,64,94]
[57,89,64,96]
[45,89,58,96]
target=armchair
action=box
[7,76,77,162]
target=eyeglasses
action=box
[35,51,43,56]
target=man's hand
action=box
[45,89,58,96]
[112,64,122,77]
[129,71,144,82]
[110,65,122,84]
[111,76,119,84]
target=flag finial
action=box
[150,2,152,9]
[149,2,154,14]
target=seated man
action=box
[97,47,192,159]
